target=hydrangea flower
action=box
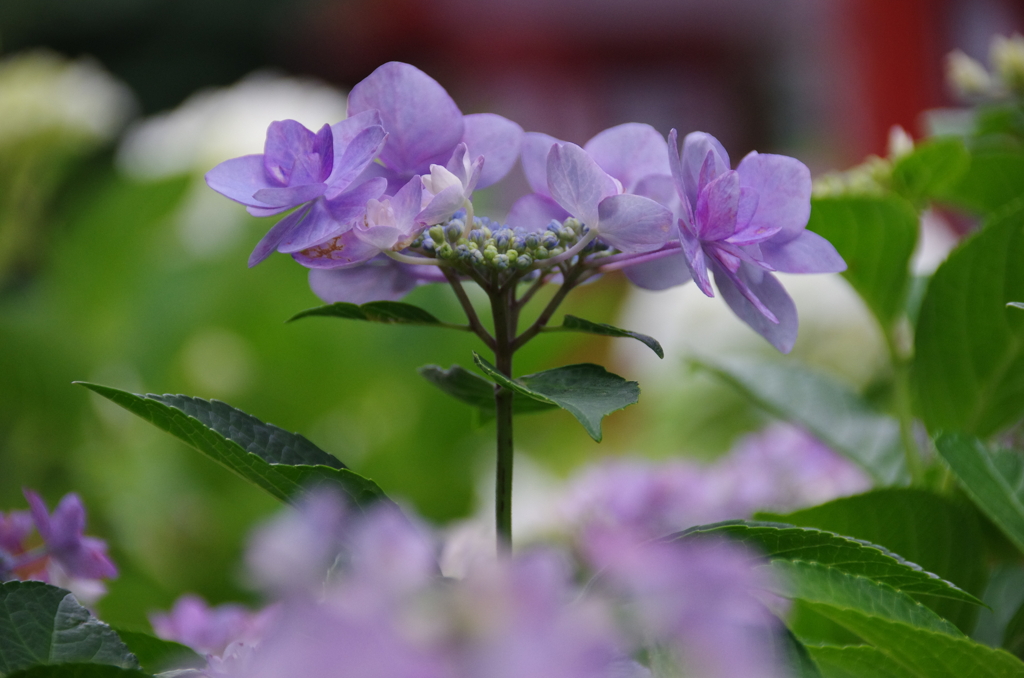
[22,489,117,580]
[151,595,272,657]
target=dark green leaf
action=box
[6,666,153,678]
[551,316,664,358]
[764,560,960,635]
[807,645,939,678]
[417,364,557,418]
[472,353,639,442]
[938,151,1024,215]
[756,488,989,633]
[76,383,391,509]
[107,631,202,674]
[1005,600,1024,659]
[891,137,970,204]
[806,195,918,325]
[974,565,1024,649]
[934,433,1024,555]
[673,521,980,605]
[773,626,824,678]
[913,207,1024,436]
[0,582,138,676]
[287,300,453,327]
[694,356,908,484]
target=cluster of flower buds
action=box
[0,490,117,601]
[947,33,1024,100]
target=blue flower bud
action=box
[546,221,562,233]
[542,233,559,249]
[524,233,540,249]
[516,255,533,269]
[469,229,486,246]
[445,222,463,242]
[511,236,527,252]
[421,237,436,253]
[493,254,510,269]
[534,246,549,259]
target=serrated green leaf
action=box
[673,521,980,605]
[807,645,928,678]
[288,300,459,328]
[550,316,664,358]
[934,432,1024,555]
[417,364,558,418]
[0,582,139,676]
[107,631,202,674]
[472,353,639,441]
[694,356,908,484]
[891,137,970,204]
[6,665,153,678]
[756,488,989,633]
[76,383,391,509]
[803,604,1024,678]
[806,195,918,326]
[765,560,961,635]
[913,206,1024,436]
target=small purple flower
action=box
[151,594,271,657]
[665,130,846,352]
[0,510,32,554]
[23,489,117,580]
[205,112,389,267]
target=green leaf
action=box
[974,564,1024,649]
[472,353,639,442]
[551,315,664,358]
[772,625,824,678]
[6,666,152,678]
[756,488,989,633]
[287,300,456,327]
[938,151,1024,215]
[694,356,908,484]
[913,206,1024,436]
[1005,600,1024,659]
[764,560,961,635]
[802,605,1024,677]
[107,631,202,674]
[673,522,980,605]
[891,137,970,204]
[417,364,558,418]
[806,195,918,326]
[807,645,933,678]
[934,432,1024,555]
[0,582,139,676]
[76,383,391,509]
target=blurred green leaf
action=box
[695,356,908,484]
[472,353,639,442]
[939,152,1024,215]
[807,644,938,678]
[107,630,202,674]
[773,626,824,678]
[806,195,918,326]
[0,582,139,676]
[417,364,558,417]
[675,522,980,605]
[913,206,1024,437]
[76,383,392,509]
[1005,601,1024,659]
[757,489,989,633]
[6,666,152,678]
[934,433,1024,555]
[288,301,463,329]
[891,138,970,204]
[974,565,1024,649]
[548,315,664,358]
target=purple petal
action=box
[547,143,618,229]
[347,62,464,177]
[584,123,670,192]
[712,261,798,353]
[696,170,740,241]
[324,177,388,222]
[247,205,289,217]
[417,184,466,226]
[680,226,713,296]
[681,132,730,206]
[47,494,87,553]
[760,230,846,273]
[205,155,278,207]
[445,143,470,186]
[633,173,679,210]
[277,200,343,253]
[0,511,33,553]
[262,121,331,186]
[326,124,388,191]
[735,151,812,242]
[23,489,53,542]
[330,110,383,159]
[521,132,562,196]
[248,205,311,267]
[252,183,327,208]
[725,188,778,245]
[390,176,425,230]
[291,229,382,269]
[462,113,523,189]
[308,258,420,303]
[60,535,118,580]
[623,250,693,290]
[506,194,570,231]
[596,194,673,254]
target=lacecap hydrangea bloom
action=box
[206,61,844,352]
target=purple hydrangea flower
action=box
[151,594,272,657]
[0,510,32,554]
[23,489,117,580]
[205,111,389,267]
[665,130,846,352]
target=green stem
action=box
[885,321,925,484]
[442,268,496,351]
[491,284,517,552]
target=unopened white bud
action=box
[946,50,992,99]
[887,125,914,161]
[991,33,1024,95]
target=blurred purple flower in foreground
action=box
[151,594,273,657]
[166,488,787,678]
[23,489,117,581]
